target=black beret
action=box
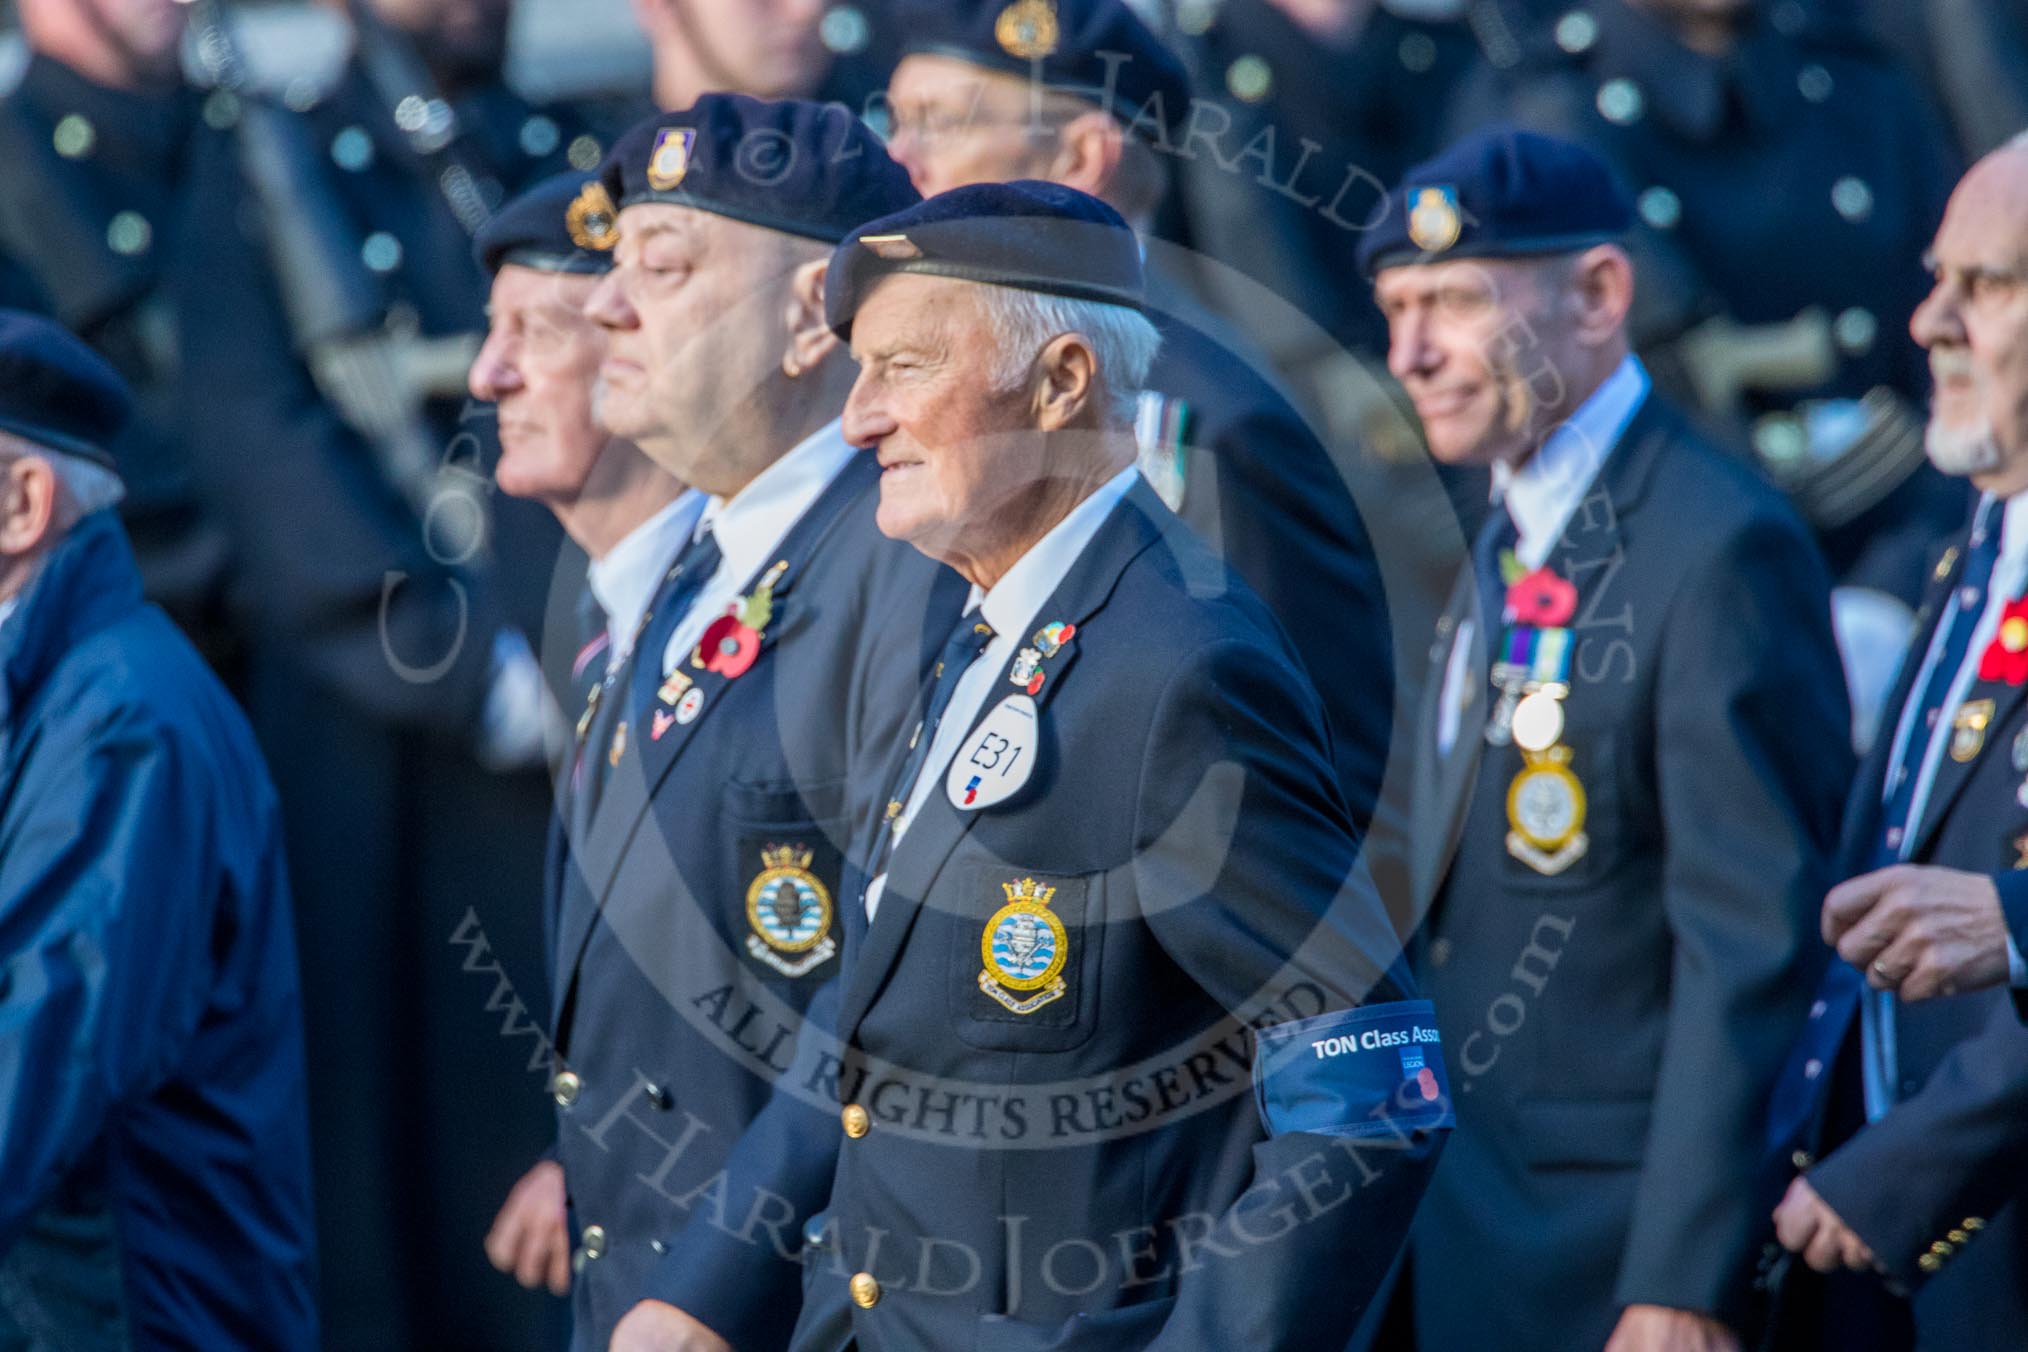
[1357,124,1634,277]
[599,94,920,244]
[475,173,617,275]
[893,0,1193,140]
[826,179,1143,339]
[0,310,131,472]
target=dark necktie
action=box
[862,610,998,887]
[1471,500,1521,644]
[574,526,723,835]
[1863,495,2000,1119]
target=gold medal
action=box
[1506,745,1589,876]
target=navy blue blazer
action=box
[1393,393,1851,1350]
[1766,513,2028,1349]
[647,476,1445,1352]
[0,512,316,1349]
[543,452,960,1350]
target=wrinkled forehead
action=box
[852,274,981,354]
[490,263,601,313]
[1933,150,2028,268]
[1372,256,1541,308]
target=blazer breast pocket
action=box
[949,865,1104,1051]
[727,776,848,981]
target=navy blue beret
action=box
[600,94,920,244]
[826,179,1143,339]
[894,0,1193,139]
[0,310,130,472]
[475,173,617,275]
[1357,124,1634,277]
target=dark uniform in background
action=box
[0,314,317,1352]
[1455,0,1966,613]
[1362,130,1852,1350]
[165,5,639,1347]
[1154,0,1489,364]
[0,50,237,674]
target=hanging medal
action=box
[1506,744,1590,875]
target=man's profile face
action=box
[582,203,796,489]
[1375,257,1576,467]
[842,273,1044,559]
[1909,156,2028,481]
[884,54,1068,199]
[469,266,613,505]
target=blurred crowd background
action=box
[0,0,2020,1347]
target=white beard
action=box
[1925,418,2005,477]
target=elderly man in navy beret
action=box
[526,97,960,1352]
[0,311,316,1348]
[1363,126,1851,1352]
[614,180,1446,1352]
[465,172,698,1307]
[874,0,1399,836]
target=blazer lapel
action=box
[1410,572,1486,916]
[834,481,1174,1044]
[554,455,877,1003]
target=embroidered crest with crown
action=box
[745,843,836,977]
[979,877,1069,1014]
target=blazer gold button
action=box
[551,1069,583,1108]
[850,1272,881,1308]
[1948,1229,1969,1245]
[1965,1217,1986,1231]
[1790,1150,1813,1170]
[841,1104,870,1138]
[1930,1240,1952,1257]
[581,1224,607,1259]
[1919,1253,1942,1274]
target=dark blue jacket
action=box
[1394,394,1851,1349]
[545,452,961,1350]
[648,477,1444,1352]
[1767,511,2028,1349]
[0,511,317,1349]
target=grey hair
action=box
[975,285,1162,425]
[0,429,126,524]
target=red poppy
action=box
[1505,567,1578,628]
[695,611,761,679]
[1980,599,2028,684]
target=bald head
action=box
[1909,139,2028,496]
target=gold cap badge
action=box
[1406,185,1463,254]
[995,0,1060,60]
[859,233,922,261]
[566,181,618,251]
[646,127,697,193]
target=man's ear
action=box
[1049,111,1124,201]
[1571,244,1635,346]
[1034,333,1097,431]
[782,257,841,377]
[0,457,58,559]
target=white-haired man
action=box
[613,179,1446,1352]
[1769,131,2028,1352]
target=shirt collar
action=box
[700,419,857,586]
[1992,491,2028,563]
[971,465,1141,638]
[1493,354,1650,558]
[587,490,706,651]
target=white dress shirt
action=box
[863,464,1139,922]
[1437,355,1651,755]
[587,490,705,672]
[659,420,857,678]
[1877,490,2028,986]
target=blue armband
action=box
[1252,1000,1455,1140]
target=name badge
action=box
[948,694,1038,811]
